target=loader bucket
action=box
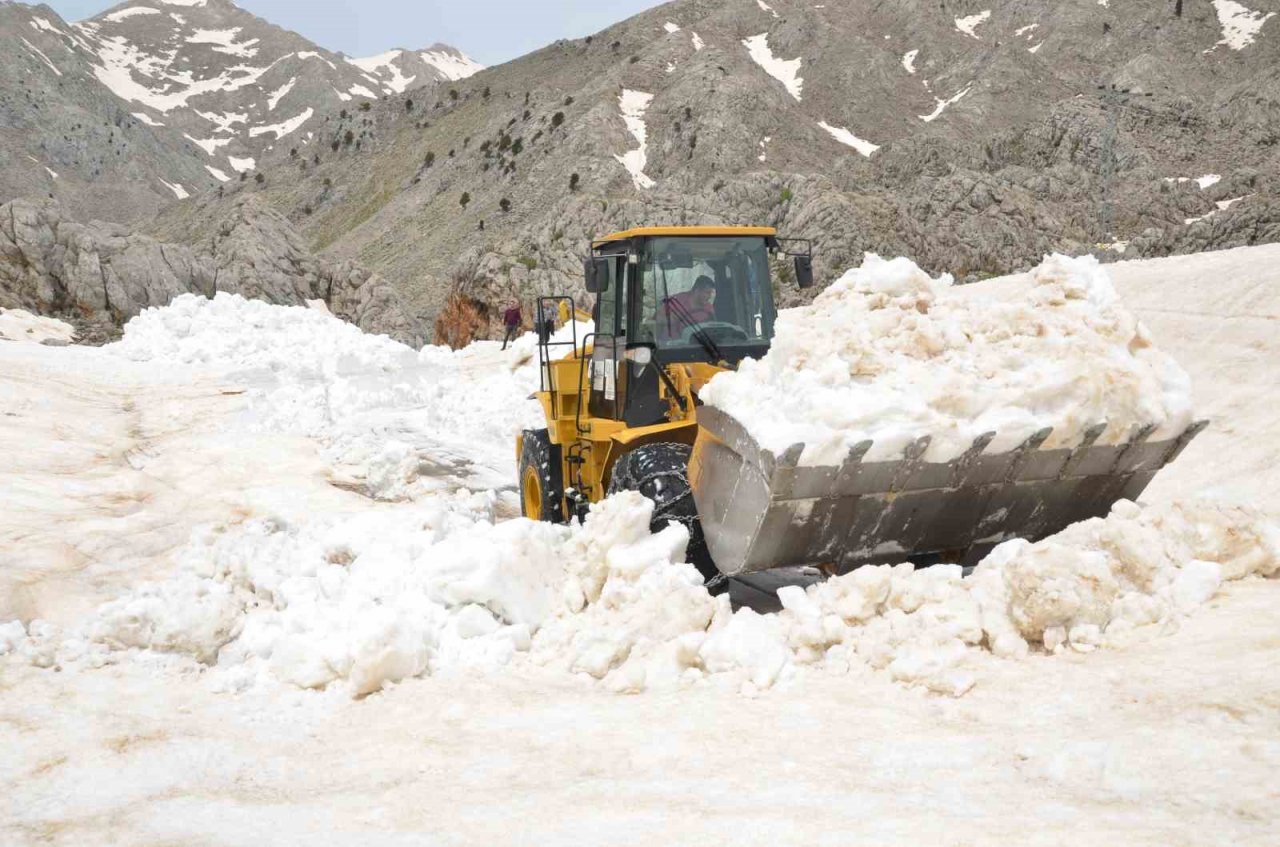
[689,406,1208,577]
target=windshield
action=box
[633,236,776,354]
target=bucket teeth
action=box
[692,406,1209,577]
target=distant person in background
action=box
[501,299,522,350]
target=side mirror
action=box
[584,257,609,293]
[794,255,814,289]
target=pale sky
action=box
[43,0,666,65]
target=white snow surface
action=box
[1210,0,1275,50]
[103,6,162,22]
[612,89,656,190]
[0,308,75,344]
[3,248,1280,842]
[901,48,918,73]
[817,120,879,157]
[248,107,313,139]
[419,48,484,81]
[701,253,1194,465]
[742,33,803,101]
[920,83,973,122]
[955,10,992,39]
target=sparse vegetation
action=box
[460,191,471,208]
[449,89,459,101]
[424,151,435,168]
[552,112,565,128]
[780,188,794,204]
[499,198,511,212]
[569,173,580,192]
[359,101,371,112]
[517,256,537,270]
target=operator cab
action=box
[582,226,812,427]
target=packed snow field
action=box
[2,247,1279,844]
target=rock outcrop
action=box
[0,196,424,345]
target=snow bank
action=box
[701,253,1194,465]
[40,495,1277,698]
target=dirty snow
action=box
[955,10,992,39]
[742,33,803,101]
[701,253,1194,466]
[817,120,879,157]
[0,308,75,344]
[1209,0,1275,50]
[612,89,656,190]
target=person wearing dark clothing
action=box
[660,276,716,340]
[501,301,522,350]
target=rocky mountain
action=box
[0,194,423,344]
[150,0,1277,336]
[0,0,481,223]
[4,0,1280,346]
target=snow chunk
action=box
[228,156,255,173]
[920,83,973,122]
[742,33,803,101]
[205,165,230,182]
[1197,174,1222,189]
[348,84,378,99]
[663,22,681,34]
[249,107,314,139]
[0,308,76,345]
[613,89,656,190]
[902,49,918,74]
[955,11,992,39]
[1210,1,1275,50]
[691,32,705,51]
[133,111,164,126]
[757,0,780,18]
[817,120,879,157]
[700,253,1195,466]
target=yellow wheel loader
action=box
[517,226,1206,593]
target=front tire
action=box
[607,442,727,595]
[520,429,565,523]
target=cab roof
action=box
[593,225,777,247]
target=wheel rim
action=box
[522,465,543,520]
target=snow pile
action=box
[955,11,992,39]
[0,308,76,345]
[107,292,579,499]
[701,253,1195,465]
[29,495,1276,699]
[65,493,711,696]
